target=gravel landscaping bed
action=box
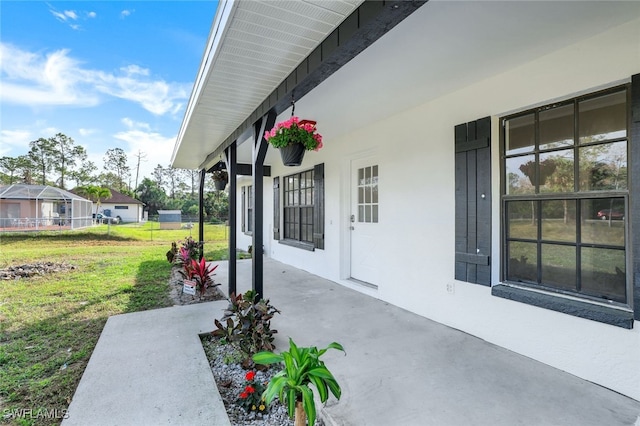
[201,335,323,426]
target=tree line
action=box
[0,133,228,220]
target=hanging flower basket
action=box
[279,142,306,166]
[211,170,228,191]
[264,117,323,167]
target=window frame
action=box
[275,163,325,251]
[496,84,635,327]
[242,185,253,235]
[282,168,315,249]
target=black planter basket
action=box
[279,143,306,166]
[213,179,226,191]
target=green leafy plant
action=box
[174,236,203,267]
[253,338,345,426]
[166,241,178,263]
[237,370,268,413]
[212,291,280,364]
[263,116,323,151]
[211,169,228,181]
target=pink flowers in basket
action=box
[263,116,323,151]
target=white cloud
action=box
[122,64,149,76]
[41,127,60,137]
[78,128,97,137]
[64,10,78,20]
[114,128,177,180]
[121,118,151,131]
[120,10,134,18]
[0,44,99,106]
[0,43,190,115]
[49,6,96,29]
[0,129,32,155]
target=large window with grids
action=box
[283,169,314,244]
[502,86,629,304]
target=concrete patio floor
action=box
[64,258,640,426]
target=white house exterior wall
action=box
[98,203,143,223]
[240,17,640,400]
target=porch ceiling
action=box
[172,0,640,170]
[171,0,364,170]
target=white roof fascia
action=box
[171,0,238,168]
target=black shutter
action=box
[631,74,640,321]
[455,117,491,285]
[273,177,280,240]
[241,186,246,233]
[313,163,325,249]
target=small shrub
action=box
[212,290,280,365]
[166,241,178,263]
[172,236,203,267]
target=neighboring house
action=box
[171,1,640,401]
[97,189,145,223]
[0,184,93,229]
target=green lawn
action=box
[0,223,229,425]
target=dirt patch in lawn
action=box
[0,262,77,280]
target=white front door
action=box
[350,159,380,287]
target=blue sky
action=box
[0,1,217,182]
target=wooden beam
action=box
[207,161,270,177]
[225,143,238,297]
[251,112,277,300]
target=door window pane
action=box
[357,165,379,223]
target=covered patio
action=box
[170,0,640,403]
[64,258,640,425]
[0,184,93,231]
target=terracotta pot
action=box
[279,143,306,166]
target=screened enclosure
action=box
[0,184,93,230]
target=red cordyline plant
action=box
[185,257,219,297]
[263,116,323,151]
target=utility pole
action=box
[134,150,147,190]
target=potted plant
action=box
[253,338,345,426]
[263,116,323,166]
[211,169,228,191]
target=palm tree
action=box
[76,185,112,215]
